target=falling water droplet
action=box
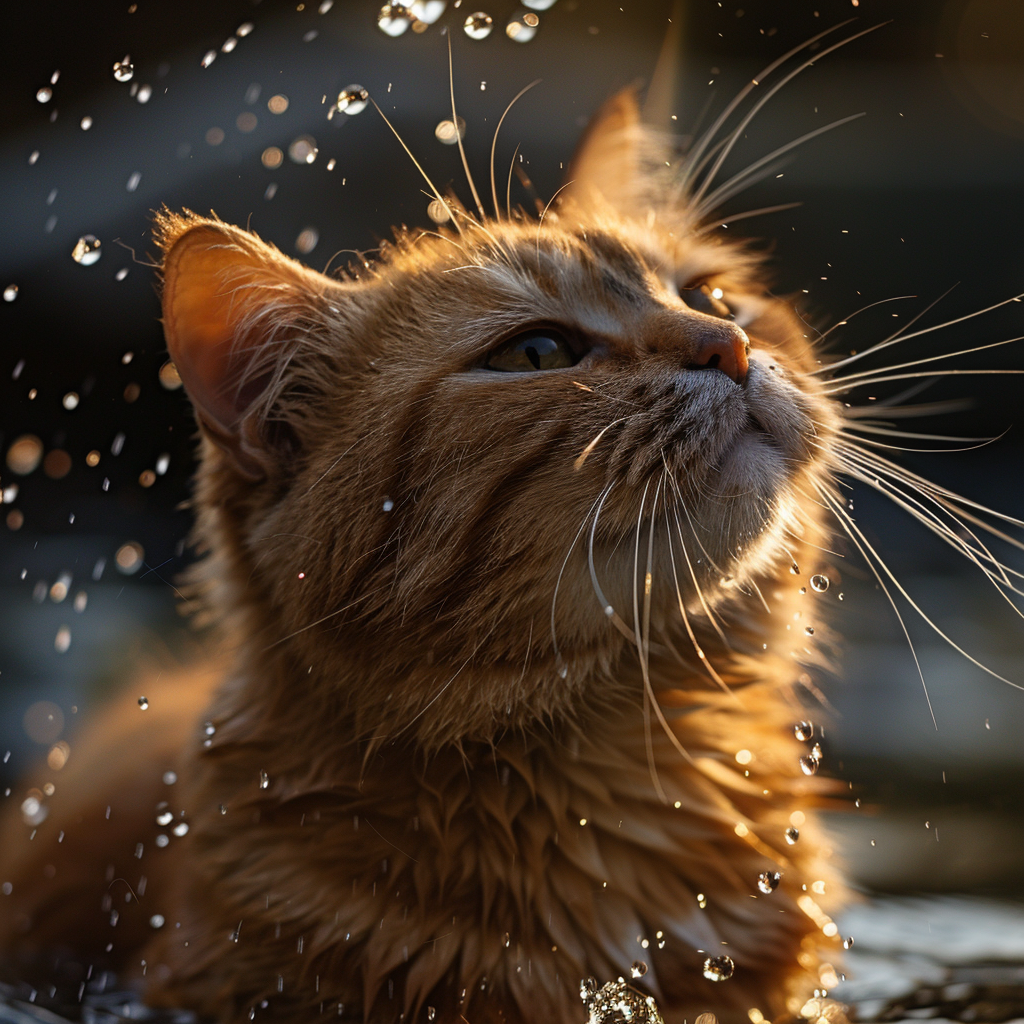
[411,1,446,23]
[799,755,820,776]
[756,870,781,894]
[149,914,165,928]
[156,811,173,826]
[785,826,799,844]
[630,961,648,979]
[377,3,412,36]
[426,1009,436,1022]
[36,86,52,103]
[172,821,189,836]
[71,235,102,265]
[333,85,368,116]
[3,284,17,302]
[434,116,466,144]
[702,955,735,982]
[506,11,539,41]
[810,574,829,592]
[288,135,319,164]
[201,50,217,68]
[463,11,494,38]
[794,721,814,742]
[138,696,149,710]
[113,57,134,82]
[843,936,854,949]
[54,626,71,653]
[259,770,270,789]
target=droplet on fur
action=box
[843,936,854,949]
[580,978,598,1001]
[702,955,734,982]
[259,770,270,789]
[71,235,102,265]
[799,755,820,776]
[113,56,134,82]
[630,961,647,979]
[378,3,412,36]
[794,721,814,742]
[804,626,815,636]
[810,574,830,592]
[756,870,781,894]
[138,696,149,710]
[463,11,494,38]
[790,561,800,575]
[785,827,799,844]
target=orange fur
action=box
[1,91,848,1023]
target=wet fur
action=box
[1,91,853,1023]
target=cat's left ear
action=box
[157,211,329,480]
[559,86,670,215]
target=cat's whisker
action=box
[823,368,1024,395]
[260,586,390,652]
[447,33,486,223]
[695,201,803,234]
[827,334,1024,388]
[689,23,888,210]
[670,504,730,647]
[843,432,1003,454]
[505,142,521,221]
[821,287,1024,374]
[812,294,918,348]
[843,423,989,443]
[680,19,856,193]
[490,80,542,221]
[574,418,628,471]
[551,488,613,668]
[823,479,1024,698]
[369,98,461,236]
[810,480,938,728]
[694,113,865,222]
[588,484,635,643]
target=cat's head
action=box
[158,89,838,743]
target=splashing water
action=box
[581,977,665,1024]
[463,12,494,39]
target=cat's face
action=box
[160,91,838,741]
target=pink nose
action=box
[690,327,750,384]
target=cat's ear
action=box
[561,86,668,214]
[157,211,325,480]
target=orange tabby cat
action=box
[0,89,847,1023]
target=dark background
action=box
[2,0,1024,894]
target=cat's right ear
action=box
[157,212,325,481]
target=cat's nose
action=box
[689,322,750,385]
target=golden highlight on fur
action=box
[2,88,854,1024]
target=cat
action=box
[6,53,992,1022]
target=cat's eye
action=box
[678,281,734,320]
[485,330,579,372]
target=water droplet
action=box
[259,770,270,789]
[319,0,334,11]
[162,770,177,785]
[756,870,781,894]
[463,11,494,38]
[426,1009,436,1022]
[156,811,173,826]
[411,1,446,23]
[288,135,319,164]
[295,227,319,254]
[159,360,183,390]
[579,978,598,1001]
[810,742,823,760]
[172,821,189,836]
[810,574,829,592]
[333,85,368,116]
[149,914,165,928]
[237,21,254,36]
[434,116,466,145]
[60,391,79,411]
[382,499,394,512]
[136,84,152,103]
[785,826,799,844]
[837,592,844,601]
[54,626,71,654]
[378,3,412,36]
[794,721,814,742]
[22,796,48,826]
[73,591,88,612]
[113,57,134,82]
[804,625,815,636]
[506,11,539,41]
[36,87,52,103]
[268,94,289,114]
[222,36,238,52]
[115,541,144,574]
[799,755,820,776]
[790,561,800,575]
[80,115,93,130]
[138,696,149,710]
[630,961,648,979]
[522,0,557,8]
[702,954,735,982]
[842,936,854,949]
[201,50,217,68]
[3,284,17,302]
[71,235,102,265]
[156,453,170,475]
